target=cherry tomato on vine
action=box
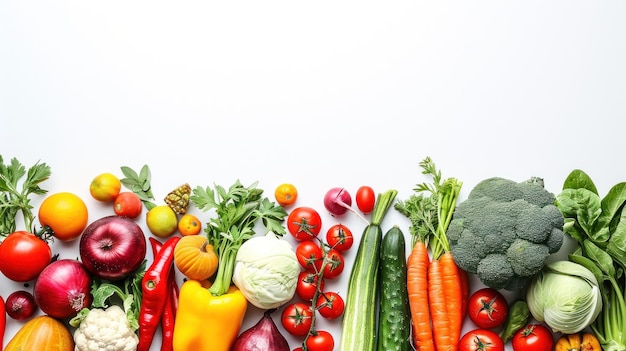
[459,329,504,351]
[321,248,344,279]
[296,271,324,301]
[468,287,509,329]
[316,291,345,320]
[295,241,323,272]
[281,302,313,337]
[305,330,334,351]
[512,324,553,351]
[0,231,52,282]
[287,207,322,241]
[356,185,376,214]
[325,223,354,252]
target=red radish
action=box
[5,290,38,320]
[323,187,368,224]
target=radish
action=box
[324,187,369,224]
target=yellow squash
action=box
[5,315,74,351]
[554,332,601,351]
[173,279,248,351]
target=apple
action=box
[79,215,147,281]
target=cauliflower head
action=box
[447,177,565,290]
[74,305,138,351]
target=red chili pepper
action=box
[137,236,180,351]
[148,238,179,351]
[1,295,6,351]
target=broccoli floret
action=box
[448,176,565,291]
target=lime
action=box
[146,205,178,238]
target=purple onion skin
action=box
[79,215,147,281]
[232,310,290,351]
[5,290,38,320]
[324,187,352,216]
[33,259,93,319]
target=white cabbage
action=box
[526,260,602,334]
[232,231,300,310]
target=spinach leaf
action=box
[556,188,602,237]
[562,169,599,194]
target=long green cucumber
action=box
[339,189,398,351]
[377,225,410,351]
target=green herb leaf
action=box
[120,165,157,210]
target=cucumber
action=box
[339,189,398,351]
[377,225,411,351]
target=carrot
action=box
[458,266,470,318]
[406,241,434,351]
[441,252,463,351]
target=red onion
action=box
[324,187,368,223]
[5,290,38,320]
[33,258,93,319]
[232,310,290,351]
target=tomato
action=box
[321,248,344,279]
[296,241,323,272]
[275,183,298,207]
[0,231,52,282]
[316,291,345,319]
[468,287,508,329]
[305,330,334,351]
[287,207,322,241]
[113,192,143,219]
[296,271,324,301]
[512,324,554,351]
[325,223,354,252]
[177,213,202,236]
[281,302,313,337]
[460,329,504,351]
[38,192,89,241]
[356,185,376,214]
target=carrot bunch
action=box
[395,157,468,351]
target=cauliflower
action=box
[73,305,139,351]
[447,176,565,290]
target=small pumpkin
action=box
[5,315,74,351]
[554,332,601,351]
[174,235,219,280]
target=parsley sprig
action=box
[190,180,288,296]
[0,156,51,236]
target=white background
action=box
[1,1,625,350]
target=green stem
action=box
[371,190,398,226]
[209,244,237,296]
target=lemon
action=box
[146,205,178,238]
[89,173,122,202]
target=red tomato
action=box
[325,224,354,252]
[281,302,313,337]
[316,291,345,320]
[468,287,509,329]
[512,324,554,351]
[113,192,143,219]
[0,231,52,282]
[295,241,323,272]
[321,248,344,279]
[305,330,334,351]
[287,207,322,241]
[296,271,324,301]
[356,185,376,214]
[459,329,504,351]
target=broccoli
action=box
[447,177,565,290]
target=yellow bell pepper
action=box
[173,280,248,351]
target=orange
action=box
[178,213,202,236]
[274,183,298,207]
[146,205,178,238]
[89,173,121,202]
[38,192,89,241]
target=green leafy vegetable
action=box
[120,165,157,210]
[556,169,626,351]
[190,180,288,296]
[0,155,51,236]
